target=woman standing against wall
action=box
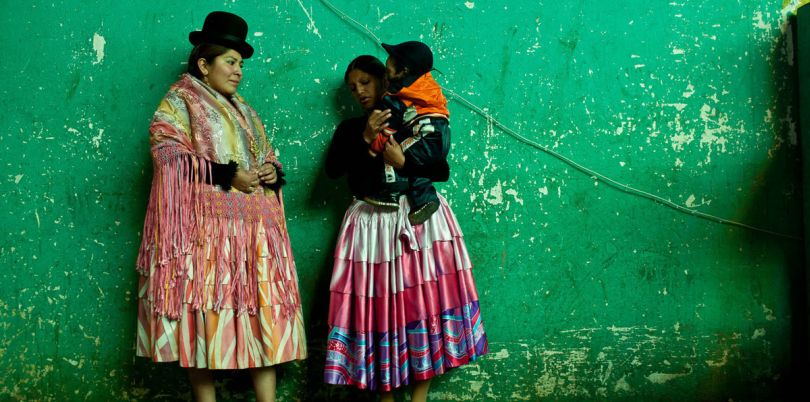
[323,55,488,402]
[135,11,306,402]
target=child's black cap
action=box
[382,41,433,76]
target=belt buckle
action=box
[362,196,399,209]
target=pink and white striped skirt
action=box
[324,194,488,391]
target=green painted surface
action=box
[0,1,804,401]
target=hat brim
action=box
[189,31,254,59]
[381,43,399,60]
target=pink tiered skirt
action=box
[324,194,488,391]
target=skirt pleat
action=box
[325,194,488,391]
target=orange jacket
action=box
[370,72,449,153]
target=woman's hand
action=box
[363,109,392,144]
[382,137,406,169]
[232,169,260,193]
[257,163,278,185]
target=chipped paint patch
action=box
[646,364,692,383]
[762,304,776,321]
[698,104,730,163]
[486,180,503,205]
[492,348,510,360]
[706,350,729,367]
[92,33,106,64]
[505,189,524,205]
[753,11,772,30]
[752,328,766,339]
[614,375,631,392]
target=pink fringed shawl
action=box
[137,74,287,319]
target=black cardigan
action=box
[325,115,449,198]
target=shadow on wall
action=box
[736,12,806,401]
[297,79,386,402]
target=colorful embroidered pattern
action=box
[136,74,306,368]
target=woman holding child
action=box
[323,43,489,402]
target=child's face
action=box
[385,57,407,84]
[346,69,383,111]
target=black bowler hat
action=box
[382,41,433,76]
[189,11,254,58]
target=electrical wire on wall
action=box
[320,0,800,241]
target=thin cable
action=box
[445,88,799,240]
[320,0,382,45]
[319,0,801,241]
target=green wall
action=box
[0,1,804,401]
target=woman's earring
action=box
[203,75,210,85]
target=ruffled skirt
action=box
[324,194,488,391]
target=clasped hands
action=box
[364,109,405,169]
[232,163,278,193]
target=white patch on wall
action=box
[486,180,503,205]
[614,375,632,392]
[684,194,711,208]
[91,129,104,149]
[464,1,475,9]
[669,117,694,152]
[663,103,687,112]
[505,188,524,205]
[92,33,106,65]
[762,304,776,321]
[698,104,730,163]
[254,32,264,37]
[751,328,766,340]
[527,17,542,53]
[753,11,772,30]
[784,105,797,145]
[682,83,695,98]
[645,364,692,383]
[684,194,696,207]
[492,348,510,360]
[705,350,729,367]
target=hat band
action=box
[200,33,248,47]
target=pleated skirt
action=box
[324,194,488,391]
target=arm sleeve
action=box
[181,155,238,190]
[325,118,373,179]
[397,118,451,181]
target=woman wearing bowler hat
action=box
[135,11,306,401]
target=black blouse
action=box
[325,116,384,198]
[325,115,450,198]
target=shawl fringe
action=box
[136,144,289,319]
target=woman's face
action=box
[346,69,383,111]
[200,49,243,96]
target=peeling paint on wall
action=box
[0,0,801,401]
